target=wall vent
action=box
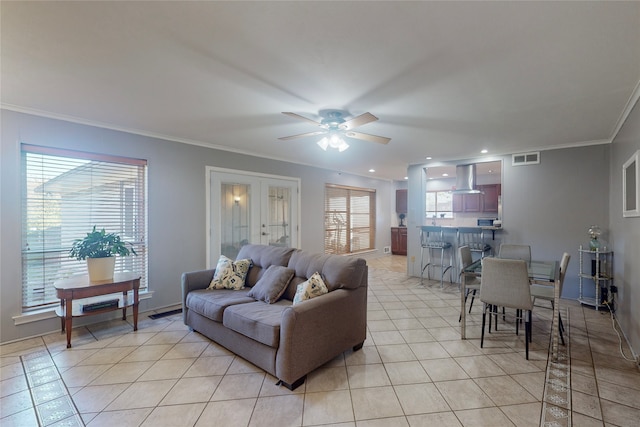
[512,152,540,166]
[383,246,391,254]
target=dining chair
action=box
[498,244,531,261]
[420,226,454,287]
[496,243,532,325]
[458,245,481,322]
[530,252,570,345]
[457,227,492,259]
[479,257,534,359]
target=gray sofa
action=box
[181,244,368,390]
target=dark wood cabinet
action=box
[452,194,463,212]
[452,192,480,212]
[480,184,500,213]
[463,193,481,212]
[396,189,407,213]
[391,227,407,255]
[452,184,500,213]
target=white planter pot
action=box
[87,257,115,282]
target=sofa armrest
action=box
[276,286,367,384]
[181,269,215,324]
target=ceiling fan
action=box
[279,109,391,151]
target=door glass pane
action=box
[221,183,250,259]
[267,186,291,247]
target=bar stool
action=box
[420,226,453,287]
[457,227,492,261]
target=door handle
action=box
[262,232,269,236]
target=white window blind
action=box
[21,144,148,311]
[324,184,376,255]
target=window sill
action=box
[12,291,154,326]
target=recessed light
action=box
[426,156,432,160]
[404,176,408,180]
[369,169,375,173]
[442,173,449,177]
[481,149,488,154]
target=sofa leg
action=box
[279,376,306,391]
[352,341,364,351]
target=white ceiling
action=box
[2,1,639,181]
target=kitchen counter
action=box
[419,225,503,239]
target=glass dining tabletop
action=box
[464,258,558,282]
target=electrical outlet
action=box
[410,256,415,263]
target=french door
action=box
[208,168,299,267]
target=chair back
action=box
[558,252,571,296]
[457,227,490,253]
[479,257,533,310]
[498,244,531,262]
[458,245,479,286]
[458,245,473,270]
[420,226,450,249]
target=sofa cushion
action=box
[186,289,255,322]
[223,301,290,347]
[293,272,328,305]
[209,255,252,290]
[237,244,296,287]
[283,250,366,300]
[247,265,294,304]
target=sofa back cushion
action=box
[283,250,367,300]
[236,244,296,286]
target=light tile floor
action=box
[1,255,639,426]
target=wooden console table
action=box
[54,272,141,348]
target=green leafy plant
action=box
[69,226,137,260]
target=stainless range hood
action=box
[452,164,482,194]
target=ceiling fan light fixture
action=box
[317,137,329,151]
[281,110,387,152]
[329,134,343,148]
[328,134,349,152]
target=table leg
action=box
[133,287,139,331]
[60,299,65,332]
[551,277,560,361]
[64,297,73,348]
[461,280,466,339]
[122,291,127,321]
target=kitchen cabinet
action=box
[480,184,500,213]
[391,227,407,255]
[453,193,480,212]
[396,189,407,213]
[452,184,500,213]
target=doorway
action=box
[207,168,300,267]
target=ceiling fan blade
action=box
[278,131,327,141]
[282,112,322,126]
[339,112,378,130]
[345,131,391,145]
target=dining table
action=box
[461,257,561,360]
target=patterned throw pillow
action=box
[292,272,328,305]
[208,255,252,290]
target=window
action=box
[426,191,453,219]
[21,144,148,311]
[324,184,375,254]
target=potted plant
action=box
[69,226,137,282]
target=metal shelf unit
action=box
[578,245,613,310]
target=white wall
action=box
[609,101,640,358]
[0,110,393,343]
